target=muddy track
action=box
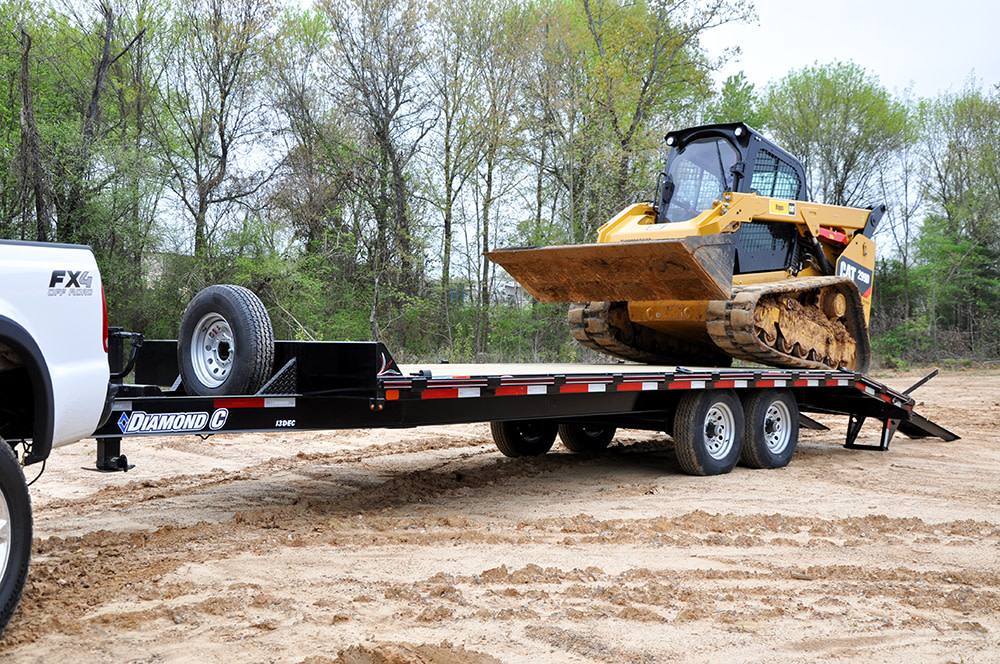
[1,370,998,663]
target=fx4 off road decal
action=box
[48,269,95,297]
[118,408,229,434]
[836,256,873,298]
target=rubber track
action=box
[704,276,871,373]
[568,301,731,366]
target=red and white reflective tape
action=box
[213,397,296,409]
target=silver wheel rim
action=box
[0,486,11,583]
[191,312,235,388]
[764,400,792,454]
[703,403,736,460]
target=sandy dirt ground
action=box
[1,368,998,663]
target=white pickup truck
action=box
[0,240,112,634]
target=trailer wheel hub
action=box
[703,404,735,460]
[763,401,792,454]
[191,313,235,389]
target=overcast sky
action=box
[708,0,997,99]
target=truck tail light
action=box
[102,285,109,353]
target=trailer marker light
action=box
[385,390,399,401]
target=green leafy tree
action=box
[765,61,907,207]
[579,0,753,219]
[914,82,1000,357]
[703,71,769,128]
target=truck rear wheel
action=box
[490,420,557,458]
[558,423,616,453]
[740,389,799,469]
[672,390,744,476]
[0,440,31,636]
[177,285,274,396]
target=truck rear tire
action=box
[0,440,31,636]
[558,423,616,453]
[177,285,274,396]
[490,420,557,458]
[740,389,799,469]
[673,390,744,476]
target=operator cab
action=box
[654,122,808,274]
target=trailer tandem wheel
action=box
[490,420,558,458]
[558,424,616,453]
[0,440,31,636]
[673,389,745,476]
[740,389,799,469]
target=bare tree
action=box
[877,99,922,318]
[269,9,356,263]
[155,0,278,259]
[426,0,485,311]
[468,0,531,353]
[319,0,433,300]
[15,26,50,241]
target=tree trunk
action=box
[478,147,495,355]
[16,28,50,242]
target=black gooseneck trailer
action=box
[94,332,957,476]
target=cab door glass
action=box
[661,138,739,223]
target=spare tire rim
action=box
[0,486,10,581]
[764,400,792,454]
[191,313,235,389]
[703,403,735,460]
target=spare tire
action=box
[177,285,274,396]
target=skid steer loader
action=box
[486,122,884,372]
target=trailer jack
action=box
[86,437,134,472]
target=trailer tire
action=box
[558,424,616,453]
[177,285,274,396]
[490,420,557,458]
[673,390,744,476]
[0,440,31,636]
[740,389,799,469]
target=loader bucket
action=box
[486,235,736,303]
